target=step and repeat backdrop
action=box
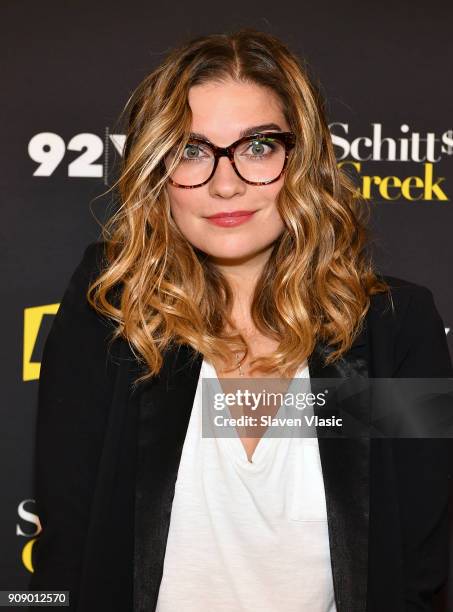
[2,0,452,609]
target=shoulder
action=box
[74,240,108,283]
[370,273,437,315]
[42,240,116,371]
[57,240,111,316]
[367,274,452,377]
[367,273,444,331]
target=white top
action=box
[155,358,337,612]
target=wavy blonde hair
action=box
[88,27,390,386]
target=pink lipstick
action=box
[205,210,257,227]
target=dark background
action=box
[2,0,452,608]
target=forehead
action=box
[187,79,287,145]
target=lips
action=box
[205,210,257,227]
[206,210,257,219]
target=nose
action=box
[208,155,245,197]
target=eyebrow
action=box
[189,123,283,142]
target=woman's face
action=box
[166,78,289,265]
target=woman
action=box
[29,29,452,612]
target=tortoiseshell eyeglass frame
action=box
[164,131,297,188]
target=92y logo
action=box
[28,130,125,178]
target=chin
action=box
[199,244,270,262]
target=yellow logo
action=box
[338,162,448,201]
[23,304,60,381]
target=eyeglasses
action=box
[163,131,296,188]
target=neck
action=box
[210,244,273,332]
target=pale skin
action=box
[166,77,296,461]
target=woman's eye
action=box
[183,144,200,158]
[182,142,211,161]
[243,138,277,157]
[251,141,266,155]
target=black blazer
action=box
[28,241,453,612]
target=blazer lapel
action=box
[134,327,370,612]
[308,324,370,612]
[133,344,204,612]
